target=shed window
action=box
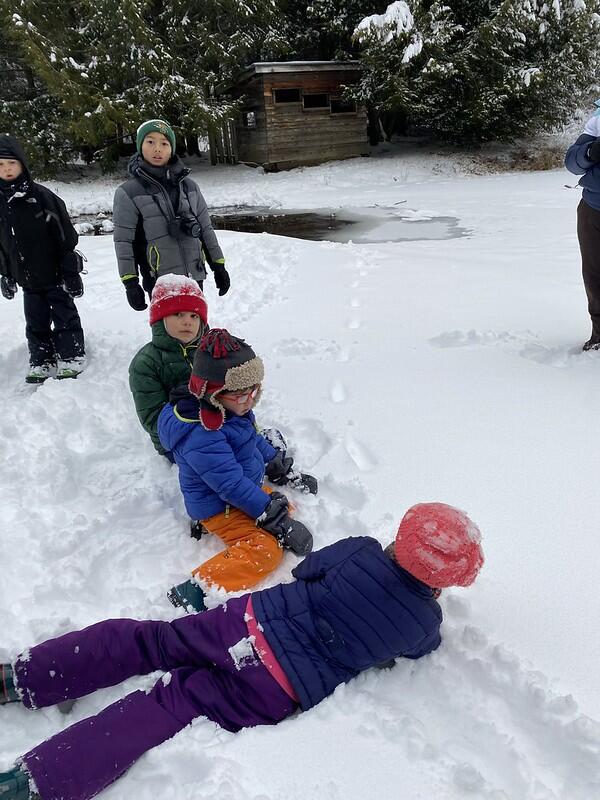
[243,111,257,128]
[274,88,301,103]
[303,93,329,110]
[331,97,356,115]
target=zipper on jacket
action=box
[137,168,189,274]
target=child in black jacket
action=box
[0,135,85,383]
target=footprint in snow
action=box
[330,381,347,403]
[344,435,377,472]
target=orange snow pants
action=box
[192,502,283,592]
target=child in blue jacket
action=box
[0,502,484,800]
[157,328,318,611]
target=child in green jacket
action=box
[128,274,208,457]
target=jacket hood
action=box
[0,135,31,180]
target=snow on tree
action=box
[0,0,284,172]
[352,0,600,142]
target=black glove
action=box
[257,492,313,555]
[63,272,84,298]
[124,277,147,310]
[266,451,318,495]
[587,139,600,162]
[265,451,295,485]
[0,276,17,300]
[211,263,230,296]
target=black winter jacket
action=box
[0,136,78,290]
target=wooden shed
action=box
[211,61,368,171]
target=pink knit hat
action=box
[394,502,484,588]
[149,275,208,326]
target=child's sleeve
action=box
[190,183,225,269]
[113,186,140,281]
[291,537,379,582]
[185,433,271,519]
[128,352,169,453]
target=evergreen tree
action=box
[0,0,267,172]
[353,0,600,142]
[279,0,382,60]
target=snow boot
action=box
[56,358,85,380]
[0,664,19,705]
[582,338,600,352]
[0,766,36,800]
[279,519,313,556]
[167,579,207,613]
[25,364,53,384]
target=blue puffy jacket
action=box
[157,394,276,521]
[253,536,442,711]
[565,132,600,211]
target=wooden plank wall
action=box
[235,70,368,169]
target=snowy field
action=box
[1,146,600,799]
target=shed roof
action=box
[238,61,361,81]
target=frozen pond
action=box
[210,205,470,243]
[73,206,469,243]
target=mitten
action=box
[265,451,295,485]
[124,276,147,310]
[587,139,600,162]
[257,492,313,555]
[0,276,17,300]
[265,451,318,495]
[211,262,230,296]
[63,272,84,298]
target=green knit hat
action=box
[136,119,176,153]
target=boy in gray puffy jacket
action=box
[112,119,230,311]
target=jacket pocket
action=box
[147,245,160,274]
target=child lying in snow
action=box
[157,328,318,611]
[0,503,484,800]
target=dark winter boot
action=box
[0,765,36,799]
[582,337,600,352]
[167,580,207,613]
[0,664,20,705]
[278,519,313,556]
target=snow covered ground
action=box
[1,145,600,799]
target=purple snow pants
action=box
[14,596,297,800]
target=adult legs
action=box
[577,200,600,343]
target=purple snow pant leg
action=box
[16,596,298,800]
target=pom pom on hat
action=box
[149,275,208,326]
[188,328,264,431]
[394,502,484,588]
[136,119,176,153]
